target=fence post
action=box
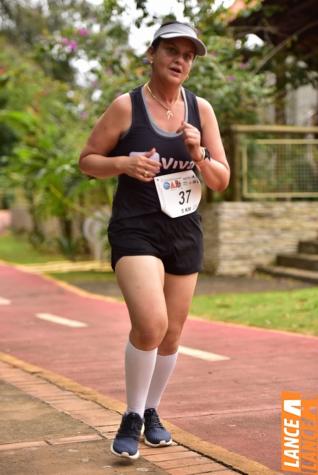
[229,126,242,201]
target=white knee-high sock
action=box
[125,340,158,418]
[145,351,178,410]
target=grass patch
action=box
[50,270,318,336]
[0,232,64,264]
[191,287,318,336]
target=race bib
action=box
[154,170,201,218]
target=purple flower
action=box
[61,37,78,51]
[77,27,89,37]
[227,75,236,81]
[80,111,89,119]
[68,40,78,51]
[91,80,99,88]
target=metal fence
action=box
[230,125,318,200]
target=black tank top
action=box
[109,85,202,222]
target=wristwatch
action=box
[203,147,211,161]
[198,146,211,162]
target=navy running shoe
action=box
[143,408,172,447]
[111,412,143,459]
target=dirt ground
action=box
[68,271,315,299]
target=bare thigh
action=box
[115,255,168,350]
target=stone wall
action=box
[201,201,318,275]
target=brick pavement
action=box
[0,359,242,475]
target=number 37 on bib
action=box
[154,170,202,218]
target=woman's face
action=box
[148,37,196,85]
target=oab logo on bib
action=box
[155,170,201,218]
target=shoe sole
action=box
[110,441,140,460]
[144,436,173,447]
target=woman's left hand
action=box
[178,121,202,162]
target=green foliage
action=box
[186,35,271,130]
[0,36,116,255]
[0,0,131,83]
[0,0,306,257]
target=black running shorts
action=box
[107,211,203,275]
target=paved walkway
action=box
[1,262,317,474]
[1,360,237,475]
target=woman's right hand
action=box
[120,148,161,182]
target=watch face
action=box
[204,147,211,160]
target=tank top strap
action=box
[129,85,148,128]
[183,88,202,133]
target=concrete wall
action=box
[10,206,61,238]
[286,84,318,126]
[10,206,34,233]
[261,80,317,126]
[201,201,318,275]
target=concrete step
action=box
[276,253,318,271]
[298,239,318,255]
[257,264,318,284]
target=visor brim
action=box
[157,33,207,56]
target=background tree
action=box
[0,0,284,255]
[228,0,318,123]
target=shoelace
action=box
[118,414,142,438]
[145,411,164,429]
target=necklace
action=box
[145,82,180,120]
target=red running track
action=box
[0,262,317,472]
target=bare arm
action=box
[178,98,230,192]
[79,93,160,181]
[196,97,230,192]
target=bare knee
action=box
[131,318,168,350]
[159,322,185,355]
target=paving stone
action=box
[140,445,190,456]
[145,451,200,463]
[156,456,217,469]
[0,440,167,475]
[0,440,48,451]
[0,380,167,475]
[46,433,103,445]
[0,381,97,444]
[167,464,231,475]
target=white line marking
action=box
[0,297,11,305]
[35,313,87,328]
[179,345,230,362]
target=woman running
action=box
[79,20,230,460]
